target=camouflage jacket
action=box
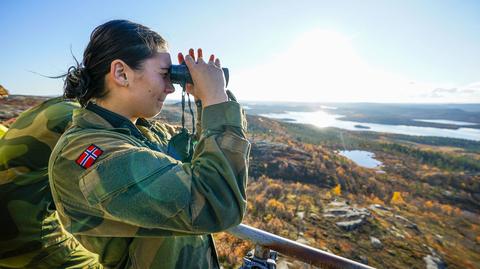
[0,97,99,268]
[48,100,250,269]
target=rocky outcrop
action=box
[322,200,370,231]
[249,140,337,188]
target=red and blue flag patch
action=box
[76,144,104,169]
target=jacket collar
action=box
[73,103,146,138]
[72,103,164,152]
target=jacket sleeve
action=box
[194,99,203,141]
[77,101,250,235]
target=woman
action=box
[48,20,250,269]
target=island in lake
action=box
[354,124,371,129]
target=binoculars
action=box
[169,64,229,87]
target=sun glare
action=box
[233,28,444,103]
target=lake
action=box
[338,150,383,169]
[413,119,477,125]
[261,110,480,141]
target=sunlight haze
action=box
[1,0,479,103]
[233,28,477,103]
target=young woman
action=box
[48,20,250,269]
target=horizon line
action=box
[4,94,480,105]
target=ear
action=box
[109,59,131,87]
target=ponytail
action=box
[63,65,92,106]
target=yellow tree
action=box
[332,184,341,196]
[390,191,405,204]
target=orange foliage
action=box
[332,184,341,196]
[453,208,462,216]
[214,232,253,267]
[440,204,453,215]
[369,194,384,205]
[267,198,286,212]
[338,241,353,252]
[266,183,283,198]
[424,200,434,208]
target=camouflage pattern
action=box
[49,100,250,269]
[0,97,101,268]
[0,124,7,138]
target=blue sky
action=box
[1,0,479,103]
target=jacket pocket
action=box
[79,148,177,206]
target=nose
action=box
[165,82,175,94]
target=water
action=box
[261,110,480,141]
[339,150,383,169]
[413,119,477,126]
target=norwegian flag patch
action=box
[76,144,104,169]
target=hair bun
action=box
[63,65,91,100]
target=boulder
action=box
[424,255,446,269]
[370,236,383,249]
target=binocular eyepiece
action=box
[169,65,229,87]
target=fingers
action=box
[184,54,194,68]
[183,48,219,66]
[188,48,205,63]
[178,53,185,64]
[189,48,195,61]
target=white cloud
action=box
[230,28,478,103]
[420,82,480,102]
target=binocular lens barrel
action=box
[169,65,229,87]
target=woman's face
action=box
[128,52,175,118]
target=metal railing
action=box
[228,224,376,269]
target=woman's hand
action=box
[178,48,228,107]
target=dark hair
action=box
[64,20,167,106]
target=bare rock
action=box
[395,215,420,233]
[336,218,365,231]
[424,247,446,269]
[324,200,370,231]
[370,236,383,249]
[424,255,446,269]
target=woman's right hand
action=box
[178,48,228,107]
